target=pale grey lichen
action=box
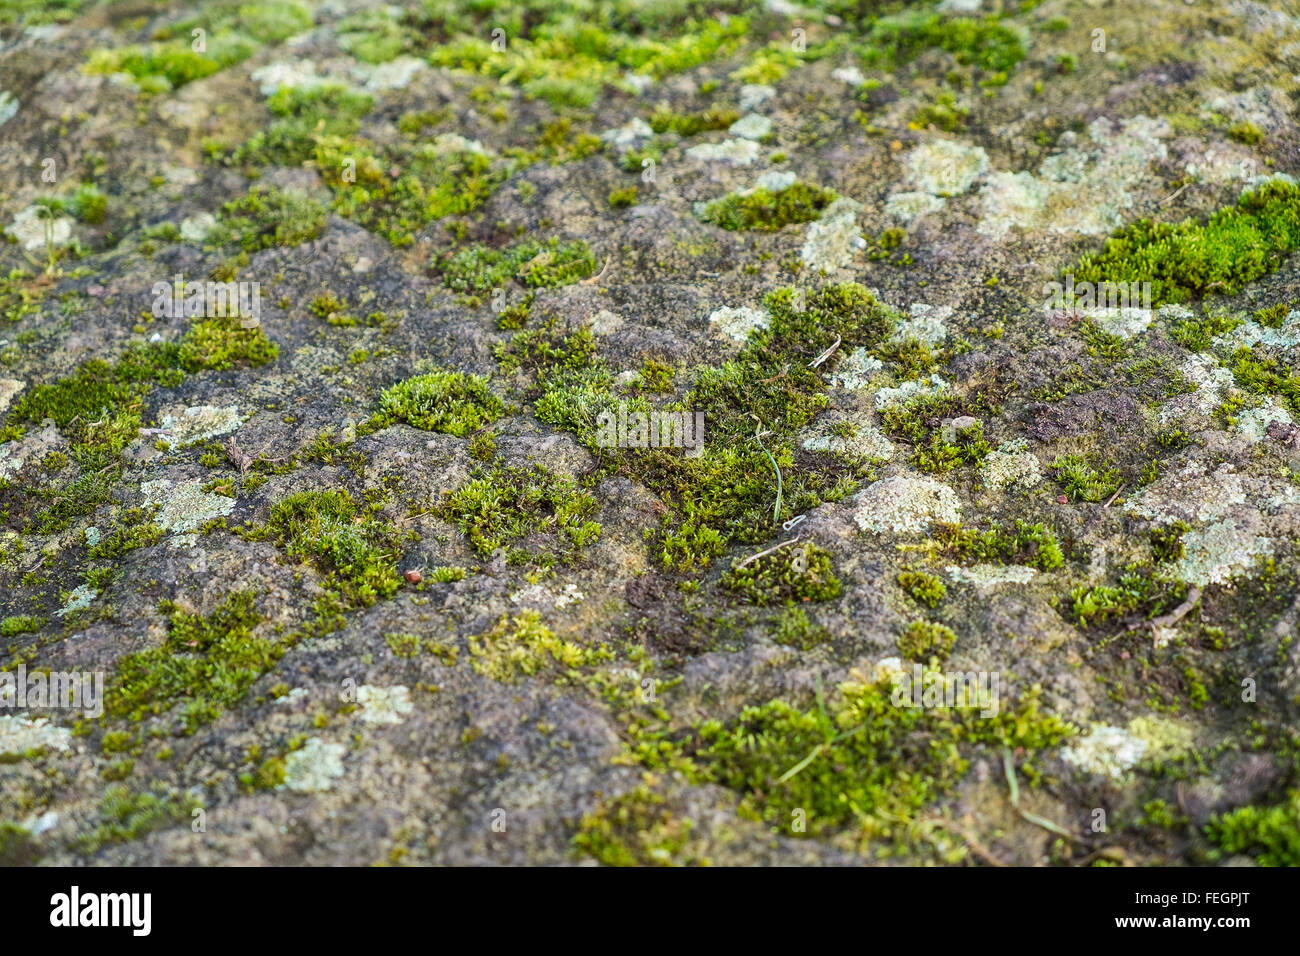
[1125,462,1246,525]
[1173,518,1274,586]
[873,375,948,410]
[356,684,414,725]
[282,738,346,793]
[55,585,97,618]
[0,716,72,756]
[708,305,769,342]
[9,205,72,251]
[904,139,989,196]
[1062,723,1148,779]
[800,197,863,272]
[981,444,1043,491]
[946,564,1038,589]
[824,347,884,390]
[729,113,772,140]
[853,474,962,534]
[686,138,760,165]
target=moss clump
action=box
[0,615,41,637]
[107,591,275,733]
[573,787,706,866]
[261,490,406,606]
[1206,792,1300,866]
[648,106,740,137]
[438,238,596,297]
[608,186,638,208]
[1067,567,1187,629]
[770,607,830,649]
[317,138,505,245]
[933,520,1064,571]
[72,785,202,854]
[1230,346,1300,414]
[912,418,990,473]
[1150,521,1190,564]
[668,677,1070,842]
[898,619,957,662]
[880,389,1006,474]
[699,182,837,231]
[438,465,601,564]
[1168,308,1241,351]
[721,542,841,606]
[211,185,328,252]
[898,569,946,607]
[1227,122,1264,145]
[4,344,185,533]
[371,370,504,437]
[0,822,39,865]
[177,317,278,371]
[1052,454,1121,503]
[861,12,1027,73]
[232,84,374,166]
[468,611,611,683]
[0,268,46,324]
[1073,179,1300,306]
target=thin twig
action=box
[919,817,1008,867]
[579,256,611,285]
[808,334,841,369]
[735,534,800,570]
[1129,585,1202,651]
[1003,747,1089,846]
[1103,483,1125,508]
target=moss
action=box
[1051,454,1121,503]
[933,520,1064,571]
[178,317,278,371]
[1073,179,1300,306]
[468,611,610,683]
[0,821,40,865]
[0,615,41,637]
[107,591,275,733]
[1230,346,1300,415]
[699,182,837,232]
[232,84,373,166]
[385,632,421,658]
[659,676,1070,843]
[879,387,1007,474]
[1254,301,1296,329]
[648,106,740,137]
[73,784,201,854]
[87,507,164,558]
[573,787,706,866]
[1150,521,1191,564]
[317,138,505,245]
[1206,792,1300,866]
[261,490,406,606]
[438,464,601,564]
[1168,308,1241,351]
[912,417,990,474]
[1227,121,1264,146]
[898,569,946,608]
[1067,567,1187,629]
[911,92,968,132]
[770,606,830,649]
[370,370,504,437]
[211,185,328,252]
[721,542,841,606]
[0,268,46,324]
[608,186,638,209]
[438,238,595,297]
[860,12,1027,74]
[898,619,957,662]
[637,358,674,393]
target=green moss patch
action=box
[211,185,329,252]
[698,182,837,232]
[371,370,504,436]
[1073,179,1300,306]
[438,238,596,298]
[438,464,601,565]
[721,542,842,606]
[107,591,275,733]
